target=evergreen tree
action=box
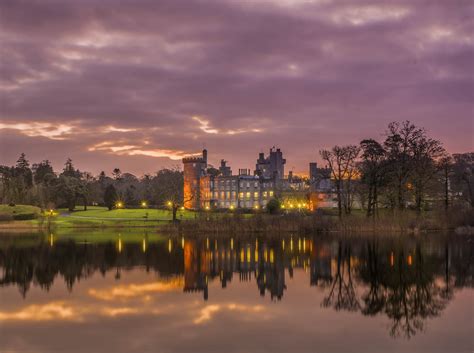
[104,184,118,210]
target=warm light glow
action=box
[117,238,122,253]
[167,201,172,206]
[116,201,123,208]
[141,201,147,207]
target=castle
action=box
[183,148,285,210]
[183,147,336,210]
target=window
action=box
[226,191,230,199]
[254,192,259,198]
[239,192,244,199]
[269,191,274,197]
[254,182,258,187]
[246,192,251,199]
[263,191,267,197]
[247,182,250,188]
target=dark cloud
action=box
[1,0,473,175]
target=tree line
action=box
[0,155,182,212]
[319,121,473,217]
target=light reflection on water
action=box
[0,232,472,353]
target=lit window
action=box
[246,192,251,199]
[239,192,244,199]
[269,191,274,197]
[254,192,259,198]
[263,191,267,197]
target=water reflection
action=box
[0,233,472,340]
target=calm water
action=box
[0,231,472,353]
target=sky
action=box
[0,0,473,176]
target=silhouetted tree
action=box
[104,184,118,210]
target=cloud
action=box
[0,122,76,140]
[0,0,472,175]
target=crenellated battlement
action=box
[182,156,205,163]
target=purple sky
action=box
[1,0,473,176]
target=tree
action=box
[54,175,81,211]
[104,184,118,210]
[438,155,454,211]
[32,160,54,184]
[152,168,185,222]
[452,153,474,207]
[62,158,81,178]
[266,198,280,214]
[320,145,360,217]
[32,160,56,208]
[112,168,122,181]
[12,153,33,203]
[124,185,137,206]
[360,139,386,217]
[410,134,445,211]
[383,121,422,209]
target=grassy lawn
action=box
[62,206,197,220]
[0,204,41,217]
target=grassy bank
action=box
[162,208,474,236]
[1,204,472,234]
[0,205,197,230]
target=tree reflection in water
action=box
[0,233,472,339]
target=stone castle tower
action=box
[182,149,207,209]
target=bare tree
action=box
[320,145,360,217]
[360,139,386,217]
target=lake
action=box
[0,231,472,353]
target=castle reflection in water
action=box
[0,233,472,338]
[182,237,332,301]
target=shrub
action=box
[12,213,37,220]
[266,198,281,214]
[0,213,13,221]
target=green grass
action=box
[63,206,196,220]
[0,204,41,216]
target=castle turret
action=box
[182,150,208,209]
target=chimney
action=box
[202,149,208,164]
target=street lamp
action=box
[141,201,147,208]
[116,201,123,208]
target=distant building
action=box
[219,159,232,176]
[183,149,276,210]
[255,147,286,179]
[309,162,318,181]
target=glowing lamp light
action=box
[230,205,234,210]
[181,206,185,210]
[205,206,210,210]
[254,205,259,210]
[141,201,147,207]
[116,202,123,208]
